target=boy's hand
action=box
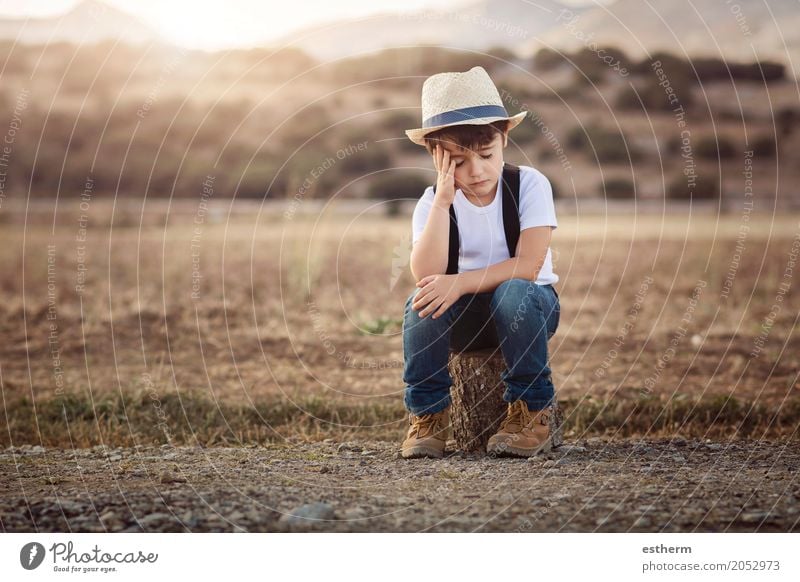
[432,144,457,207]
[413,274,463,319]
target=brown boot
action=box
[486,400,552,457]
[401,406,450,459]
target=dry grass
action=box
[1,207,798,447]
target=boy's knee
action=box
[404,288,432,321]
[405,288,421,313]
[491,278,537,314]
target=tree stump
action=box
[447,348,563,452]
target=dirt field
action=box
[1,209,798,532]
[2,438,797,533]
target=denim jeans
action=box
[402,278,560,415]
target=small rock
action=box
[139,513,172,526]
[343,507,367,520]
[542,460,557,468]
[158,470,187,483]
[30,445,46,454]
[739,511,771,523]
[322,438,335,444]
[99,510,119,522]
[278,502,335,529]
[337,443,361,453]
[558,444,587,454]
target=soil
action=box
[2,438,798,533]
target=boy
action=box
[401,66,560,459]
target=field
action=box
[2,205,798,449]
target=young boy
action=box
[400,66,560,459]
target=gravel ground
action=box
[1,438,798,533]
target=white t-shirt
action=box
[411,164,559,285]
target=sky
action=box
[0,0,606,50]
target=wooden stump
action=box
[447,348,563,452]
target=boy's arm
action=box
[456,226,552,294]
[410,200,451,281]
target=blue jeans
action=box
[402,278,560,415]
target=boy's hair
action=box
[422,119,510,155]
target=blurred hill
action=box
[524,0,800,77]
[270,0,589,62]
[271,0,800,78]
[0,0,158,46]
[0,1,796,210]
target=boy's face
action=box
[436,130,507,201]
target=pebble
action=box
[139,512,173,526]
[158,471,187,483]
[558,444,587,454]
[278,502,336,529]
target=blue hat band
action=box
[423,105,509,128]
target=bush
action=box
[533,47,568,71]
[777,107,800,136]
[667,174,720,200]
[572,46,630,82]
[566,124,640,162]
[337,145,392,175]
[507,112,539,145]
[367,172,431,216]
[616,78,695,112]
[601,178,636,199]
[751,134,777,158]
[695,135,737,159]
[368,172,430,201]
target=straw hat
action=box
[405,66,527,146]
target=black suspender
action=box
[447,204,460,275]
[431,162,521,275]
[500,162,521,261]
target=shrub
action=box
[751,134,777,158]
[368,172,430,216]
[368,172,430,201]
[601,178,636,199]
[533,47,568,71]
[695,135,737,159]
[667,173,720,200]
[566,124,640,162]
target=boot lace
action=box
[410,412,444,439]
[499,402,550,432]
[499,401,527,432]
